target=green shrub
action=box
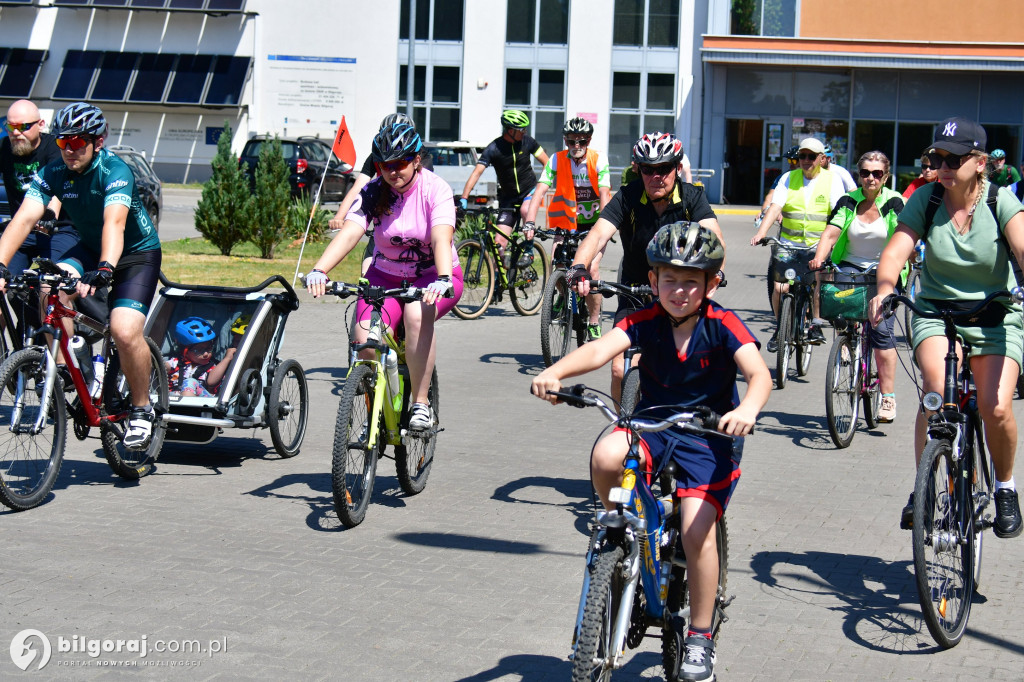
[287,195,334,243]
[194,121,252,256]
[249,136,291,258]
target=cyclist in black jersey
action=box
[0,102,162,450]
[459,110,549,257]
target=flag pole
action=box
[292,163,330,286]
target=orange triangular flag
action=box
[332,115,357,167]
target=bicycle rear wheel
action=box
[969,417,992,591]
[100,337,169,480]
[572,543,626,682]
[775,297,793,389]
[452,239,494,320]
[904,267,920,345]
[510,240,548,316]
[913,439,974,648]
[395,368,438,495]
[332,364,380,527]
[0,348,66,511]
[795,295,813,376]
[540,271,574,367]
[825,334,859,448]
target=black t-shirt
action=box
[477,134,542,201]
[0,133,63,215]
[600,179,717,286]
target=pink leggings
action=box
[356,265,464,330]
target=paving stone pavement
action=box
[2,214,1022,680]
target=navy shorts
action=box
[630,427,743,520]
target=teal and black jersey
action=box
[24,148,160,257]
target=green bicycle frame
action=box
[346,308,407,451]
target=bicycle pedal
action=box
[977,515,994,531]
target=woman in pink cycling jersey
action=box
[307,122,463,431]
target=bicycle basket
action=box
[770,244,814,283]
[819,270,876,322]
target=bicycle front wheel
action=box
[775,297,793,389]
[100,337,169,480]
[795,295,813,376]
[395,368,438,495]
[913,439,974,648]
[572,543,626,682]
[540,270,574,367]
[332,364,380,527]
[510,240,549,316]
[825,334,859,448]
[904,267,920,345]
[0,348,66,511]
[862,342,881,429]
[452,239,494,320]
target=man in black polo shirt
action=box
[568,132,722,400]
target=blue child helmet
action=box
[174,317,215,346]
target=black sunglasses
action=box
[797,152,819,161]
[639,163,676,176]
[919,164,933,171]
[858,168,885,180]
[925,151,973,170]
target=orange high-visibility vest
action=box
[547,149,599,231]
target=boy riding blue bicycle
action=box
[531,222,770,681]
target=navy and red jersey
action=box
[615,300,760,416]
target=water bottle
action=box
[384,348,400,397]
[68,335,94,386]
[90,354,105,398]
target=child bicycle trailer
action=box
[145,272,308,457]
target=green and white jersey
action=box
[25,148,160,257]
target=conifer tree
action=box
[194,122,252,256]
[250,136,291,259]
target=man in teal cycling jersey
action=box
[0,101,162,450]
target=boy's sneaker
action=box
[679,634,716,681]
[765,330,778,353]
[900,493,914,530]
[57,365,76,392]
[586,324,602,342]
[408,402,434,431]
[877,395,896,423]
[993,488,1022,538]
[123,406,155,451]
[807,323,826,345]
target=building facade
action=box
[1,0,1021,202]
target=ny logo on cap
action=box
[943,122,957,137]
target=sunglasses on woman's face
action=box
[378,156,416,173]
[858,168,885,180]
[925,151,972,170]
[55,135,91,151]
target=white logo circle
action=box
[10,629,51,671]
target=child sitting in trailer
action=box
[166,317,237,397]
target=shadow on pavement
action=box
[393,530,578,558]
[478,351,545,376]
[492,474,596,537]
[455,650,665,681]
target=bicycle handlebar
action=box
[543,384,732,438]
[299,277,452,304]
[587,280,653,299]
[882,288,1024,322]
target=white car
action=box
[423,141,497,207]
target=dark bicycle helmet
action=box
[632,132,683,166]
[371,122,422,163]
[500,109,530,130]
[784,145,800,160]
[823,143,834,158]
[175,317,215,346]
[52,102,107,138]
[230,314,251,336]
[379,113,414,132]
[563,117,594,137]
[646,222,724,272]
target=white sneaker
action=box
[877,395,896,423]
[408,402,434,431]
[123,406,155,450]
[679,634,716,681]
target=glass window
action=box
[537,70,564,107]
[92,52,139,102]
[980,74,1024,125]
[0,49,46,99]
[730,0,758,35]
[896,122,934,182]
[646,73,674,111]
[981,124,1021,164]
[206,0,245,9]
[398,65,427,103]
[852,70,897,119]
[852,121,896,173]
[92,0,129,5]
[302,142,326,162]
[166,53,212,103]
[533,110,565,157]
[432,66,459,103]
[613,0,644,46]
[538,0,569,44]
[53,50,102,100]
[506,0,536,43]
[432,0,463,41]
[130,0,167,7]
[399,0,431,40]
[725,67,792,116]
[644,114,675,136]
[128,53,174,102]
[899,71,977,121]
[205,55,250,106]
[51,0,91,4]
[167,0,205,7]
[647,0,678,47]
[612,72,641,109]
[793,71,849,118]
[609,113,640,167]
[761,0,797,36]
[505,69,531,106]
[429,107,460,141]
